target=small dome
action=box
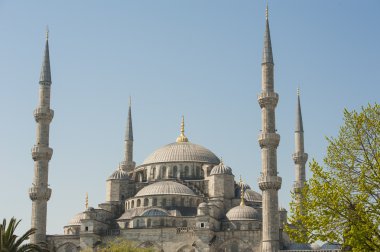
[135,181,196,197]
[287,243,312,250]
[67,212,85,226]
[226,205,259,221]
[244,189,262,202]
[142,142,219,165]
[321,243,341,250]
[108,169,129,180]
[210,162,233,175]
[141,208,169,217]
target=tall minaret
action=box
[258,6,282,252]
[119,97,135,171]
[292,89,308,208]
[29,30,54,244]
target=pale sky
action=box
[0,0,379,236]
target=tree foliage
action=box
[0,217,46,252]
[92,238,155,252]
[286,103,380,251]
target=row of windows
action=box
[126,197,202,209]
[135,165,204,182]
[135,218,188,228]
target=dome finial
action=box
[176,115,189,142]
[240,176,245,206]
[85,192,88,209]
[46,26,49,40]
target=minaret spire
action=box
[292,89,308,216]
[120,97,135,171]
[29,31,54,245]
[176,115,189,142]
[258,5,282,251]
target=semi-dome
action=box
[67,212,85,226]
[108,169,129,180]
[141,208,169,217]
[142,142,220,165]
[135,181,196,197]
[244,189,262,202]
[226,205,259,221]
[210,161,233,175]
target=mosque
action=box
[28,7,341,252]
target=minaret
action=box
[258,6,282,252]
[292,89,308,208]
[119,97,135,171]
[29,30,54,244]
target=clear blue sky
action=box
[0,1,379,236]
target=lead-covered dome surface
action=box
[108,169,129,180]
[226,205,259,221]
[135,181,196,197]
[210,162,233,175]
[67,212,85,226]
[142,142,220,165]
[244,189,262,202]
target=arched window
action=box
[172,219,176,227]
[160,218,164,226]
[137,199,141,207]
[153,198,157,206]
[172,197,176,206]
[162,166,167,178]
[196,166,201,177]
[144,198,149,206]
[180,198,185,206]
[182,220,187,227]
[189,198,193,207]
[184,166,189,178]
[138,172,143,182]
[197,199,201,206]
[152,167,156,179]
[147,219,151,228]
[173,166,178,178]
[162,198,167,207]
[131,200,134,208]
[136,219,140,228]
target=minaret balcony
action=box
[258,91,279,108]
[34,108,54,122]
[292,181,305,193]
[292,152,308,164]
[29,187,52,201]
[31,146,53,161]
[258,175,282,190]
[258,133,280,148]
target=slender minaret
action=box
[292,89,308,208]
[29,30,54,244]
[258,6,282,252]
[119,97,135,171]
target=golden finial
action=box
[176,115,189,142]
[240,176,245,206]
[85,192,88,209]
[45,26,49,40]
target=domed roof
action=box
[67,212,85,226]
[142,142,220,165]
[226,205,259,221]
[107,169,129,180]
[287,243,312,250]
[244,189,262,202]
[210,161,233,175]
[135,181,196,197]
[141,208,169,217]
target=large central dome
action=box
[142,142,220,165]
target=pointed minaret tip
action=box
[296,87,304,132]
[126,98,133,141]
[240,176,245,206]
[85,192,88,209]
[262,4,274,64]
[40,28,52,84]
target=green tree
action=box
[0,218,45,252]
[90,238,155,252]
[286,103,380,251]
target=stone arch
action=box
[182,220,187,227]
[173,166,178,178]
[162,198,167,206]
[131,200,134,208]
[57,242,78,252]
[137,199,141,207]
[147,219,152,227]
[153,198,157,206]
[152,167,156,179]
[144,198,149,206]
[162,166,167,178]
[176,244,199,252]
